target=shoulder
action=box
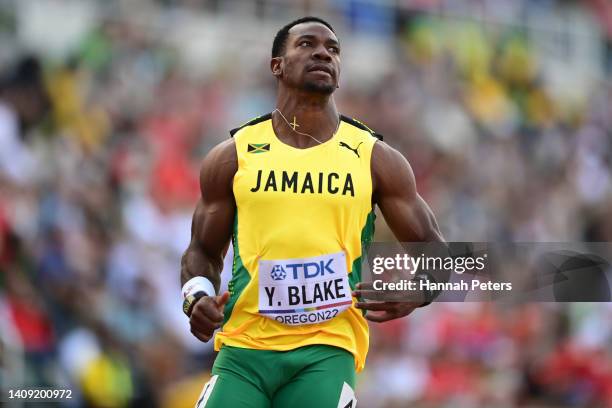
[372,140,405,164]
[200,138,237,190]
[371,140,416,196]
[340,115,382,149]
[339,115,383,160]
[340,114,383,142]
[230,113,272,138]
[204,138,236,164]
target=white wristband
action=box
[182,276,217,299]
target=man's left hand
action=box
[352,282,424,323]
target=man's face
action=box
[272,22,341,94]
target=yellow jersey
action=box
[214,113,380,371]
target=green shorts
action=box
[195,345,357,408]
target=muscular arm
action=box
[181,138,236,341]
[354,141,447,321]
[372,142,444,243]
[181,139,237,289]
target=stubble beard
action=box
[303,80,335,95]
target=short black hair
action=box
[271,16,335,58]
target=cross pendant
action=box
[290,117,300,130]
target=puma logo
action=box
[339,142,363,158]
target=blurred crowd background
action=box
[1,0,611,407]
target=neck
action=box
[273,88,339,148]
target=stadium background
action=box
[0,0,611,407]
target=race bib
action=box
[258,252,353,325]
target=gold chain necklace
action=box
[273,108,340,145]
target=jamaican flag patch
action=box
[248,143,270,153]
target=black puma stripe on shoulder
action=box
[340,115,383,141]
[229,113,273,137]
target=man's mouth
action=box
[308,65,333,77]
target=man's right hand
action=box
[189,291,230,342]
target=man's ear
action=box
[270,57,283,78]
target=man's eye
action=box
[328,47,339,53]
[299,41,311,47]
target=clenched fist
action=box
[189,292,230,342]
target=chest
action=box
[233,145,372,211]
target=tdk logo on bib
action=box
[258,252,353,326]
[280,259,335,280]
[270,265,286,281]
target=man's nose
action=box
[312,45,332,61]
